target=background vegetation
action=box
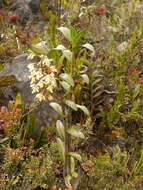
[0,0,143,189]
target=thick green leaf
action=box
[30,42,49,55]
[69,152,82,162]
[60,81,71,92]
[82,43,95,54]
[15,93,22,106]
[63,50,72,61]
[54,44,66,51]
[64,175,72,187]
[57,27,72,42]
[49,102,63,115]
[56,120,65,140]
[77,105,90,116]
[67,128,85,139]
[81,74,89,84]
[57,138,65,163]
[72,172,78,178]
[60,73,74,87]
[70,157,75,174]
[65,100,77,111]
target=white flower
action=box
[28,63,35,71]
[35,93,46,102]
[28,55,57,102]
[27,53,36,60]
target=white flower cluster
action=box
[27,54,57,102]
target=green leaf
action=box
[67,128,85,139]
[30,41,49,55]
[64,175,72,187]
[81,74,89,84]
[15,93,22,106]
[82,43,95,54]
[0,137,9,144]
[0,64,4,71]
[92,85,104,93]
[72,172,78,178]
[60,81,71,92]
[65,100,77,111]
[92,78,103,86]
[57,27,72,42]
[37,128,46,146]
[92,90,103,99]
[57,138,65,163]
[54,44,66,51]
[77,105,90,116]
[56,120,65,140]
[60,73,74,87]
[133,84,140,99]
[71,29,85,48]
[69,152,82,162]
[49,102,63,115]
[70,157,75,174]
[63,50,72,61]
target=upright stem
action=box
[64,50,76,183]
[64,110,71,177]
[71,51,76,74]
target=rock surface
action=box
[9,0,41,24]
[0,54,57,129]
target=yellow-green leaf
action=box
[67,128,85,139]
[60,73,74,87]
[65,100,77,111]
[60,81,71,92]
[69,152,82,162]
[57,138,65,163]
[56,120,65,140]
[81,74,89,84]
[57,27,72,42]
[49,102,63,116]
[77,105,90,116]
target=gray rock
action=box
[28,0,40,14]
[0,54,57,129]
[9,0,41,24]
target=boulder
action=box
[0,54,57,129]
[28,0,41,14]
[9,0,41,24]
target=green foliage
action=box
[1,0,143,189]
[0,144,55,190]
[80,146,143,189]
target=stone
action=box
[0,54,57,129]
[28,0,40,14]
[9,0,41,24]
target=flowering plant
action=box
[28,26,94,189]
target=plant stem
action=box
[64,50,76,183]
[64,108,71,178]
